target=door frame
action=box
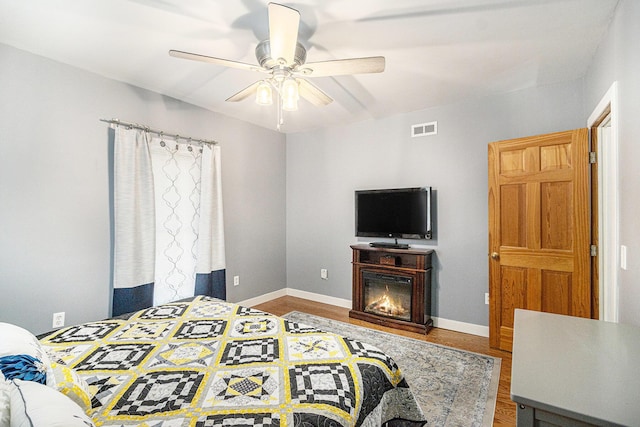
[587,81,619,323]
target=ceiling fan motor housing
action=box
[256,40,307,69]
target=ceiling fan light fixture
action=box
[282,96,298,112]
[255,80,273,105]
[281,78,299,111]
[170,3,385,130]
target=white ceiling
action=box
[0,0,619,133]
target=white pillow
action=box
[9,380,95,427]
[0,377,10,427]
[0,323,93,413]
[0,323,52,386]
[0,323,51,367]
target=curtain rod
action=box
[100,118,218,145]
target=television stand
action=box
[350,244,433,334]
[370,240,409,249]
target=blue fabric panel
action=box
[0,355,46,384]
[195,269,226,300]
[112,282,154,316]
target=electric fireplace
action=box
[363,272,412,322]
[350,244,433,334]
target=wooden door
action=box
[488,129,591,351]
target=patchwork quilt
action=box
[40,296,426,426]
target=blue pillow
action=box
[0,354,46,384]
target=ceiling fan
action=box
[169,2,385,127]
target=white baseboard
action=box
[236,288,351,310]
[285,288,352,309]
[432,316,489,337]
[235,289,287,307]
[238,288,488,338]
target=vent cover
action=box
[411,121,437,138]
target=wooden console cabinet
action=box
[349,244,433,334]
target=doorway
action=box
[588,81,619,323]
[488,82,620,351]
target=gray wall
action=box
[584,0,640,326]
[2,0,637,335]
[0,43,287,335]
[286,81,584,326]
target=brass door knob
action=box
[491,252,500,260]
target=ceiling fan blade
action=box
[169,49,266,73]
[298,79,333,106]
[268,3,300,65]
[225,81,261,102]
[297,56,386,77]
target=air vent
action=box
[411,121,437,138]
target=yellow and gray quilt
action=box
[40,296,426,426]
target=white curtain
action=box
[112,127,225,316]
[113,127,155,297]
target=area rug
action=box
[282,312,501,427]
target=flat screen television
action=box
[355,187,432,246]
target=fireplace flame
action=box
[366,285,408,317]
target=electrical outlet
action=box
[485,293,489,305]
[320,268,328,280]
[233,275,240,286]
[52,312,65,328]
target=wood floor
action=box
[253,296,516,426]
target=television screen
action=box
[355,187,431,240]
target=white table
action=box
[511,309,640,426]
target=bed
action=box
[11,296,426,426]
